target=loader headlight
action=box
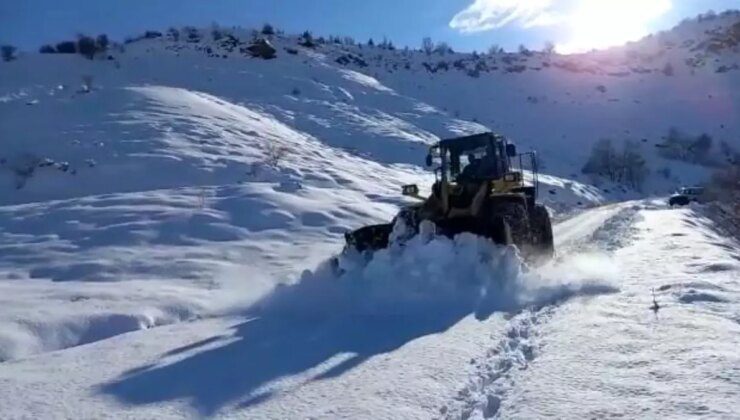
[402,184,419,196]
[504,172,522,182]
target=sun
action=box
[558,0,672,53]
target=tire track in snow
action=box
[438,309,551,419]
[438,204,641,419]
[553,202,636,251]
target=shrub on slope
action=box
[703,164,740,238]
[1,45,17,62]
[582,139,649,191]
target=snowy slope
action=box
[0,25,609,360]
[352,12,740,197]
[0,10,739,419]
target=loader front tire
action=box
[492,201,529,247]
[488,215,513,246]
[530,204,554,261]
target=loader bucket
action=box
[434,216,512,246]
[344,223,394,252]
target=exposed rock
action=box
[245,39,277,59]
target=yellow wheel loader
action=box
[345,132,554,261]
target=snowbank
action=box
[254,222,619,321]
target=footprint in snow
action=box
[691,262,739,273]
[678,290,727,304]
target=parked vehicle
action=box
[669,187,705,207]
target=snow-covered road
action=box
[497,206,740,419]
[5,201,735,419]
[552,202,632,249]
[444,203,740,419]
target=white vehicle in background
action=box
[669,186,705,207]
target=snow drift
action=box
[253,221,619,320]
[99,226,620,417]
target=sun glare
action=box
[558,0,672,53]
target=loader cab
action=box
[419,132,541,212]
[426,132,518,185]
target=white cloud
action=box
[449,0,562,33]
[450,0,674,53]
[450,0,672,35]
[522,10,566,28]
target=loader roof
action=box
[437,132,504,152]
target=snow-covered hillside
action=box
[0,10,738,419]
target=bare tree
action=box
[299,31,316,48]
[658,128,715,164]
[96,34,109,52]
[261,23,276,35]
[691,133,713,163]
[704,164,740,238]
[265,143,289,167]
[77,35,97,59]
[719,140,740,165]
[422,37,434,54]
[662,62,674,76]
[167,27,180,42]
[620,140,648,190]
[582,138,618,180]
[1,45,16,61]
[434,42,452,55]
[706,164,740,203]
[211,28,223,41]
[583,138,648,190]
[543,41,556,54]
[487,44,503,55]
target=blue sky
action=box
[1,0,738,52]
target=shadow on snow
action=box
[99,233,615,414]
[99,308,472,415]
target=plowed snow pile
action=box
[254,223,619,319]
